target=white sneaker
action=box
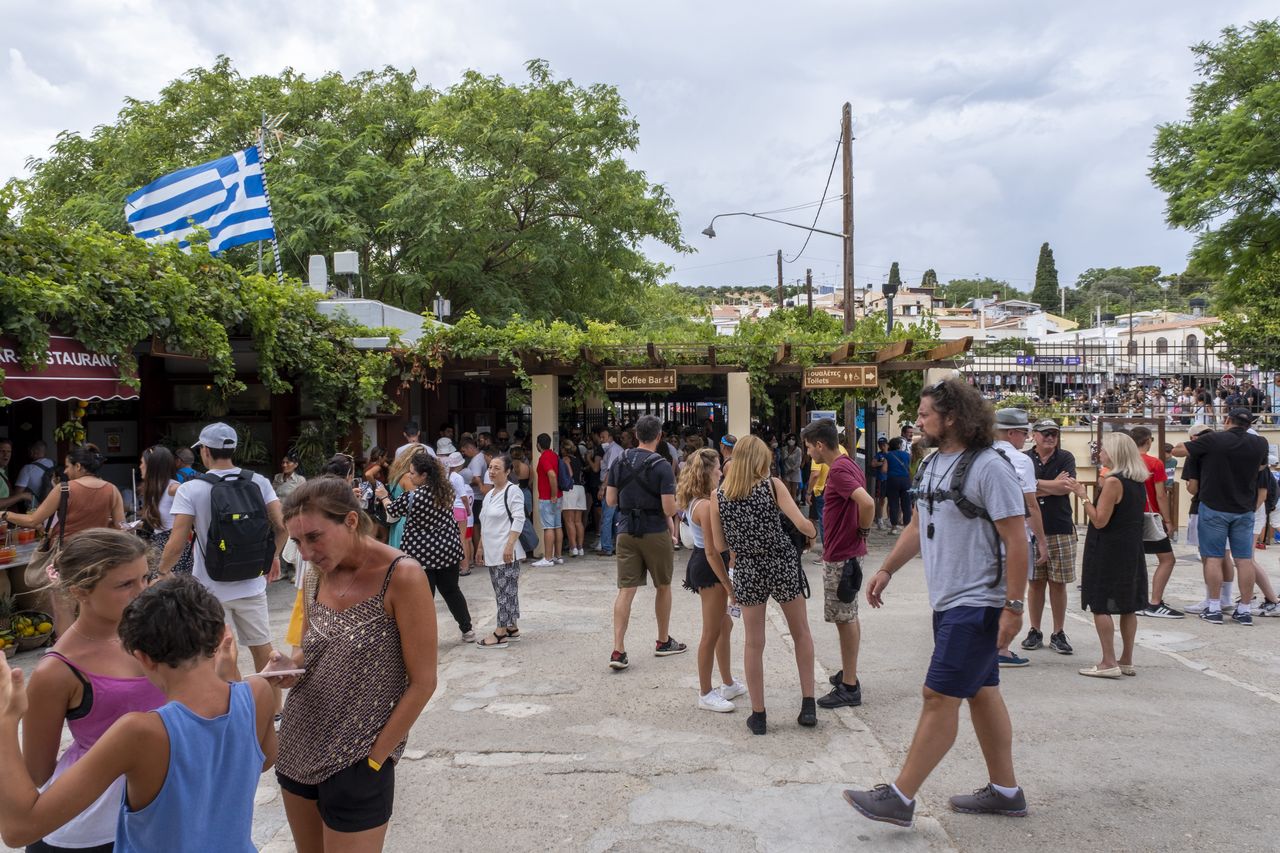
[718,680,748,701]
[1185,600,1210,614]
[889,526,901,536]
[698,690,735,713]
[554,557,565,565]
[531,558,555,567]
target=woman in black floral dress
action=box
[707,435,817,735]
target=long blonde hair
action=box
[720,434,771,501]
[386,443,424,489]
[676,448,720,507]
[1102,432,1149,482]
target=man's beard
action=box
[918,430,942,448]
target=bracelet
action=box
[367,757,382,772]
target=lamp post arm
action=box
[707,212,846,240]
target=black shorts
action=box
[1143,537,1173,554]
[278,758,395,833]
[683,547,729,592]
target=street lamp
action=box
[432,291,451,322]
[882,278,899,334]
[700,213,845,241]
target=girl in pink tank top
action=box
[20,529,164,853]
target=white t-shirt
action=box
[479,482,525,564]
[395,442,434,460]
[156,479,180,531]
[15,458,55,497]
[994,440,1036,540]
[449,472,469,509]
[170,467,278,603]
[465,453,488,501]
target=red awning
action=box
[0,335,139,402]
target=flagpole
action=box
[255,131,286,288]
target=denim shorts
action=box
[538,499,562,529]
[925,605,1001,699]
[1196,504,1255,559]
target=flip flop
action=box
[1078,665,1122,679]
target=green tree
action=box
[887,261,902,291]
[920,268,938,289]
[1150,20,1280,301]
[1031,242,1059,308]
[935,277,1023,307]
[1206,255,1280,369]
[14,57,688,324]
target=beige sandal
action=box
[1078,665,1122,679]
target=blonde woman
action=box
[677,448,745,713]
[1070,432,1148,678]
[385,444,424,550]
[707,435,817,735]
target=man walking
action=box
[1130,426,1182,618]
[802,418,874,709]
[532,432,564,567]
[844,378,1029,827]
[992,409,1048,668]
[606,415,684,670]
[1175,407,1269,626]
[595,426,623,556]
[1021,419,1076,656]
[157,423,286,684]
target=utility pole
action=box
[840,102,863,462]
[806,268,813,317]
[776,249,784,309]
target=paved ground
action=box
[8,530,1280,851]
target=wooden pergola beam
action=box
[873,340,914,363]
[579,346,602,367]
[708,345,718,367]
[772,343,791,365]
[646,342,666,367]
[921,337,972,361]
[827,343,851,364]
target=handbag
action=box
[24,483,70,590]
[772,481,811,599]
[1142,512,1167,542]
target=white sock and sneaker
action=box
[698,679,748,712]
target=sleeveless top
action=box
[277,558,409,784]
[116,681,263,852]
[38,651,166,849]
[59,479,121,538]
[685,499,707,549]
[717,478,791,558]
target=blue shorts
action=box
[1197,505,1254,559]
[925,606,1001,699]
[538,499,562,529]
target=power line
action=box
[783,136,843,265]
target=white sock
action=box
[990,782,1020,798]
[890,783,914,806]
[1221,581,1234,605]
[1208,599,1222,613]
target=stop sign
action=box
[1220,373,1235,385]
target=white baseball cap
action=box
[193,422,237,450]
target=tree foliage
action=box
[887,261,902,290]
[13,57,688,324]
[1031,242,1059,308]
[935,277,1024,307]
[1206,255,1280,370]
[1150,20,1280,301]
[920,268,938,289]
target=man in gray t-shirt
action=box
[845,378,1031,828]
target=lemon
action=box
[37,622,52,633]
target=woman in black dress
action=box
[1071,432,1148,679]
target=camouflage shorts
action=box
[822,560,860,623]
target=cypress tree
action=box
[1032,242,1059,308]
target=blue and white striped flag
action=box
[124,146,275,255]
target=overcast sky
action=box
[4,1,1274,295]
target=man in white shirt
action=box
[157,423,286,684]
[13,441,56,510]
[992,409,1049,668]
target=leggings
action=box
[425,567,472,634]
[487,561,521,627]
[886,476,913,527]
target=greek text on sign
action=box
[604,368,678,392]
[802,365,879,389]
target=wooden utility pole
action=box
[839,102,862,458]
[776,249,784,308]
[806,268,813,317]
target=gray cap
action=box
[995,408,1030,429]
[193,422,237,450]
[1031,419,1060,433]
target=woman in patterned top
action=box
[273,476,438,850]
[386,451,474,643]
[706,435,817,736]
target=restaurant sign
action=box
[0,335,139,402]
[603,368,678,393]
[802,365,879,389]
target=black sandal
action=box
[477,632,508,649]
[504,628,521,642]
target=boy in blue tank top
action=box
[0,575,279,852]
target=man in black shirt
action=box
[1176,408,1268,626]
[1021,420,1077,655]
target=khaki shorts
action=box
[1032,533,1077,584]
[616,532,674,588]
[822,560,860,623]
[221,592,273,648]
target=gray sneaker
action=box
[843,785,915,827]
[949,784,1028,817]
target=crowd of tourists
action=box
[0,375,1277,847]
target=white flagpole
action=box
[256,125,286,287]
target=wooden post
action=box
[806,268,813,317]
[776,249,784,309]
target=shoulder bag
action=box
[24,483,70,590]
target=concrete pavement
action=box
[8,530,1280,851]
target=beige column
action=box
[728,372,751,439]
[528,374,560,558]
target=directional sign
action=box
[802,364,879,389]
[604,368,678,392]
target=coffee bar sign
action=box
[802,364,879,389]
[604,368,678,392]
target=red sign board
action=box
[0,335,139,402]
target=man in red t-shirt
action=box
[802,417,875,709]
[1130,426,1180,618]
[533,432,564,566]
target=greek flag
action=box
[124,146,275,255]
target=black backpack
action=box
[31,459,56,505]
[196,471,274,582]
[614,452,666,530]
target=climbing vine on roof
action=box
[0,189,395,441]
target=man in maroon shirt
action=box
[802,418,876,708]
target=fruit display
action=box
[0,546,16,565]
[13,611,53,651]
[0,632,15,658]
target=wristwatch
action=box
[1003,599,1025,614]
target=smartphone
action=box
[727,604,742,618]
[260,667,306,678]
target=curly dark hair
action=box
[920,377,994,450]
[119,574,225,667]
[409,450,453,511]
